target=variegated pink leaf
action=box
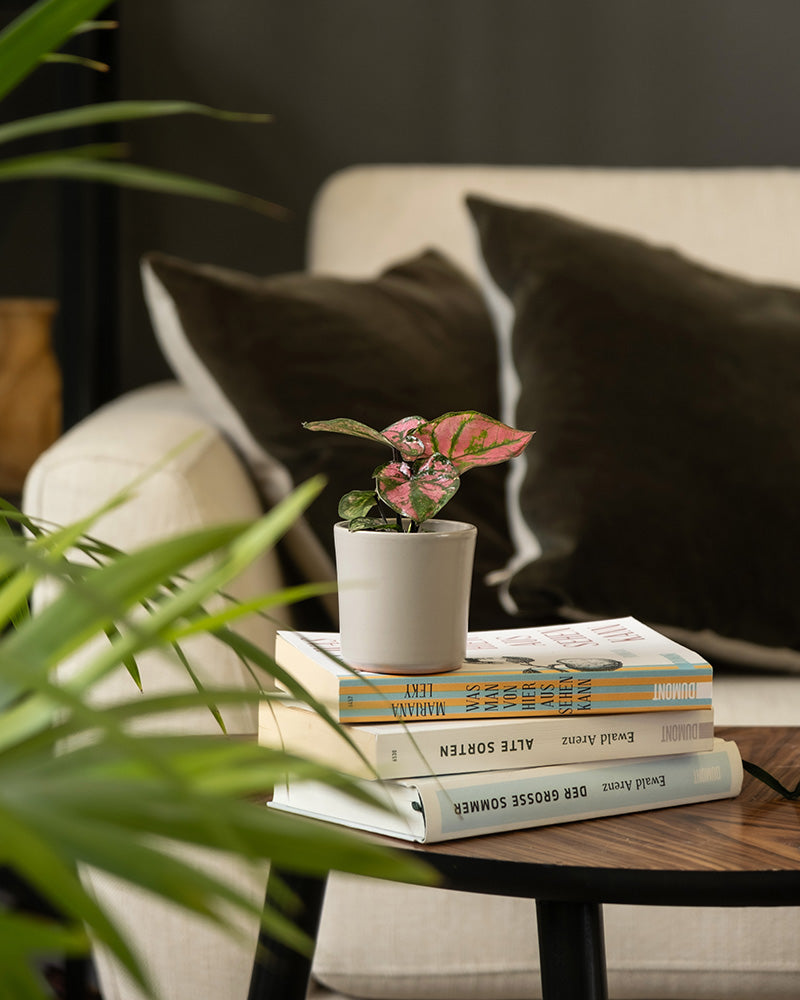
[380,416,428,459]
[376,455,460,523]
[427,411,533,471]
[302,418,387,446]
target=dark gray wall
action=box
[5,1,800,409]
[0,0,62,299]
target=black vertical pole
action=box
[536,899,608,1000]
[248,869,328,1000]
[63,957,91,1000]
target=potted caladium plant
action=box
[304,411,533,674]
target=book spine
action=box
[369,709,714,778]
[335,672,713,723]
[418,740,742,841]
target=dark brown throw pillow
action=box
[142,249,514,628]
[467,193,800,670]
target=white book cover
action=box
[270,738,742,843]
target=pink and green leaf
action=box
[376,455,460,523]
[427,411,533,471]
[304,410,533,526]
[380,416,428,459]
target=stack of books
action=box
[261,616,742,842]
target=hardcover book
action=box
[275,617,713,723]
[259,701,715,780]
[270,738,742,843]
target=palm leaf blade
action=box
[0,0,113,101]
[0,100,271,146]
[0,150,287,217]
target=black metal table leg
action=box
[248,869,328,1000]
[63,956,91,1000]
[536,899,608,1000]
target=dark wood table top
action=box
[403,726,800,907]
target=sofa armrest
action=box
[22,380,288,736]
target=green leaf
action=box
[0,149,287,217]
[0,913,90,1000]
[0,5,448,981]
[69,17,117,36]
[41,49,109,71]
[0,732,436,960]
[0,0,114,102]
[0,806,148,990]
[164,581,336,644]
[0,478,327,745]
[0,466,441,984]
[170,637,227,732]
[347,517,401,532]
[212,628,345,731]
[0,912,88,955]
[338,489,378,520]
[303,417,389,446]
[1,523,248,673]
[0,100,272,148]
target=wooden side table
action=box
[248,726,800,1000]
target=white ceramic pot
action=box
[333,519,477,674]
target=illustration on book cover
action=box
[467,654,624,672]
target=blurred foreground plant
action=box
[0,476,432,999]
[0,9,433,994]
[0,0,285,216]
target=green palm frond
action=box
[0,0,112,100]
[0,0,286,215]
[0,101,271,147]
[0,477,435,999]
[0,4,436,994]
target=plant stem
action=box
[375,495,398,530]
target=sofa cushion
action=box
[142,249,515,629]
[467,193,800,670]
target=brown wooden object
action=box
[0,298,62,496]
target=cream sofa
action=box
[23,166,800,1000]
